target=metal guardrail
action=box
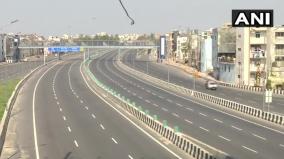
[118,59,284,126]
[82,57,230,159]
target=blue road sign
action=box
[48,47,81,53]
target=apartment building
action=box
[188,30,201,69]
[213,23,236,83]
[176,35,188,63]
[236,26,284,88]
[200,30,213,73]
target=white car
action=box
[205,80,218,90]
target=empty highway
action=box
[122,51,284,115]
[88,49,284,159]
[1,53,186,159]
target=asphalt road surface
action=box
[88,50,284,159]
[1,52,185,159]
[122,51,284,115]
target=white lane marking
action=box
[111,138,118,144]
[242,146,258,154]
[199,113,207,117]
[145,99,151,103]
[132,93,136,96]
[218,135,231,142]
[252,133,266,141]
[76,95,79,98]
[67,126,72,132]
[68,61,77,92]
[63,116,66,121]
[117,61,284,135]
[172,113,180,118]
[159,96,165,99]
[185,119,193,124]
[153,103,159,107]
[54,96,58,100]
[152,92,156,96]
[100,124,105,130]
[176,103,183,107]
[162,108,169,112]
[138,96,143,100]
[92,113,96,119]
[199,127,209,132]
[128,155,134,159]
[33,62,61,159]
[80,100,84,103]
[56,101,60,105]
[74,140,79,147]
[280,144,284,148]
[59,108,62,112]
[186,107,194,111]
[249,100,257,104]
[80,62,183,159]
[231,125,242,131]
[146,90,151,93]
[85,106,89,110]
[214,119,223,123]
[167,99,173,103]
[141,87,145,90]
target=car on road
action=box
[205,80,218,90]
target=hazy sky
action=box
[0,0,282,36]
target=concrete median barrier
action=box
[117,59,284,127]
[82,58,230,159]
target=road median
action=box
[81,57,230,159]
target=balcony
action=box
[275,37,284,44]
[250,37,267,45]
[217,56,235,64]
[275,50,284,57]
[250,50,266,61]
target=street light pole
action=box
[168,65,170,83]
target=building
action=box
[236,26,284,88]
[200,30,213,73]
[165,31,179,61]
[214,23,236,83]
[176,35,188,63]
[0,35,4,62]
[0,34,14,63]
[188,30,201,69]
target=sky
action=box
[0,0,283,36]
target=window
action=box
[238,48,241,51]
[275,32,284,37]
[229,66,230,72]
[224,65,226,71]
[276,44,284,49]
[238,34,241,38]
[255,32,261,38]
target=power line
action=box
[118,0,135,25]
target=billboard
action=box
[160,36,166,59]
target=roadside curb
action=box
[164,60,284,96]
[0,59,58,155]
[118,59,284,127]
[82,58,230,159]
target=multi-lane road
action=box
[1,49,284,159]
[90,50,284,159]
[1,53,186,159]
[123,51,284,115]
